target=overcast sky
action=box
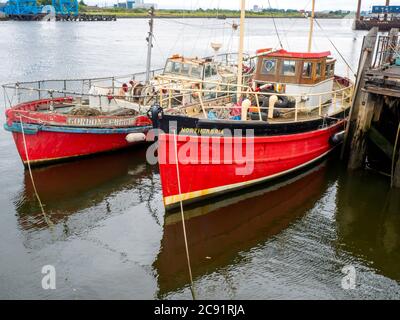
[88,0,395,11]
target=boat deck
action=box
[166,92,351,124]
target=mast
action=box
[236,0,246,102]
[145,6,155,83]
[356,0,362,20]
[307,0,315,53]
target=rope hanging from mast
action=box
[313,18,356,76]
[267,0,283,49]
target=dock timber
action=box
[343,27,400,188]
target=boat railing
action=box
[1,52,252,111]
[156,76,354,122]
[372,34,400,69]
[1,68,165,109]
[3,71,353,124]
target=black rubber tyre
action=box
[261,95,290,109]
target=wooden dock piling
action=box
[344,27,400,188]
[342,27,378,163]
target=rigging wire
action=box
[157,17,232,30]
[152,33,168,64]
[314,18,356,76]
[267,0,283,49]
[272,0,312,51]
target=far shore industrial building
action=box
[114,0,157,9]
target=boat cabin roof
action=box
[258,49,331,59]
[254,49,336,86]
[167,54,212,66]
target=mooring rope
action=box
[19,116,52,227]
[172,129,196,300]
[391,122,400,187]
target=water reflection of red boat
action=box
[153,163,329,296]
[15,147,153,231]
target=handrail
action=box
[2,52,244,88]
[5,79,352,101]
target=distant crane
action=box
[52,0,78,16]
[3,0,40,15]
[2,0,78,16]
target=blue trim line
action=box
[4,122,151,135]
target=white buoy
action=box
[125,133,146,143]
[241,99,251,121]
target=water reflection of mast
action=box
[154,163,330,297]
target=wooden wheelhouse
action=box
[161,54,237,84]
[253,49,337,109]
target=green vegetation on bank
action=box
[79,7,351,19]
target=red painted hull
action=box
[11,130,144,165]
[158,121,345,208]
[5,97,153,165]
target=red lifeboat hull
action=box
[158,120,345,208]
[9,129,147,165]
[5,98,153,166]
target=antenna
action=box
[145,6,155,83]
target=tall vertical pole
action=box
[236,0,246,102]
[384,0,390,20]
[145,6,155,83]
[308,0,315,53]
[356,0,362,20]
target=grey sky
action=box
[88,0,396,11]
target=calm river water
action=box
[0,18,399,299]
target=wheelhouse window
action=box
[205,64,218,78]
[261,58,277,75]
[316,63,322,78]
[325,64,330,77]
[164,61,203,78]
[191,65,203,79]
[325,63,335,77]
[329,64,335,76]
[302,62,312,78]
[181,63,190,76]
[282,60,296,76]
[164,61,181,74]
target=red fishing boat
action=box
[3,50,249,167]
[4,97,152,166]
[150,1,354,209]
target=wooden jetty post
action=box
[342,27,378,164]
[345,27,400,188]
